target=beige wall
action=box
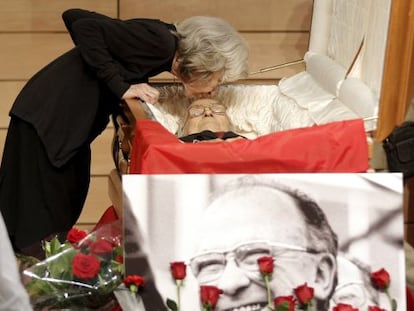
[0,0,313,230]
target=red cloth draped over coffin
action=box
[129,118,369,174]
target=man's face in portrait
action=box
[191,186,336,311]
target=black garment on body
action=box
[0,9,177,251]
[0,117,90,250]
[11,9,177,167]
[179,130,245,142]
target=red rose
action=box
[200,285,223,308]
[368,306,385,311]
[332,303,359,311]
[66,228,88,245]
[170,261,187,280]
[123,275,145,288]
[115,254,124,263]
[257,256,274,275]
[371,268,390,290]
[89,239,114,256]
[294,283,314,305]
[273,296,295,311]
[72,253,101,279]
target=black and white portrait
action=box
[123,173,406,310]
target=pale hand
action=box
[122,83,159,104]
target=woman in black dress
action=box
[0,8,249,258]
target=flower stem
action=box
[386,288,397,311]
[176,280,182,311]
[264,274,272,310]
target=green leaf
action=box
[46,237,61,257]
[275,303,289,311]
[15,253,40,269]
[391,298,398,311]
[47,248,76,280]
[166,298,178,311]
[25,278,58,297]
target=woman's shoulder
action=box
[126,18,176,32]
[125,18,177,49]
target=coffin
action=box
[110,0,392,180]
[107,2,414,309]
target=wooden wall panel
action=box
[0,131,5,160]
[108,169,122,219]
[243,32,308,79]
[0,33,309,82]
[0,82,23,127]
[119,0,312,31]
[90,128,116,175]
[0,34,73,80]
[77,176,112,224]
[153,32,308,82]
[0,0,117,32]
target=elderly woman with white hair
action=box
[0,8,249,258]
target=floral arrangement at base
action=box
[160,256,398,311]
[22,220,124,310]
[20,220,400,311]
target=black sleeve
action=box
[61,9,176,99]
[62,9,130,98]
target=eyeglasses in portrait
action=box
[122,173,406,311]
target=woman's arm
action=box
[62,9,175,101]
[62,9,131,98]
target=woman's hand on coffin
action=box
[122,83,159,104]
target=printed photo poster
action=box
[123,173,406,310]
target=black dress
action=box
[0,9,177,253]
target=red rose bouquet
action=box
[23,220,124,310]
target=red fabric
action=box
[92,205,119,232]
[407,286,414,311]
[129,118,369,174]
